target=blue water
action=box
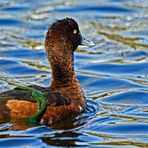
[0,0,148,147]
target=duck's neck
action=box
[49,51,76,87]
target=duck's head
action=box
[45,18,95,55]
[45,18,95,83]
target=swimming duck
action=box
[0,18,95,124]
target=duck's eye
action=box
[73,29,77,34]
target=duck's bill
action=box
[80,37,95,47]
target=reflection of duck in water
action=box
[0,18,95,124]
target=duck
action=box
[0,18,95,124]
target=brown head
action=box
[45,18,95,86]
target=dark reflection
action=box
[42,132,83,147]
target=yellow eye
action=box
[73,29,77,34]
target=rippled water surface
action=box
[0,0,148,147]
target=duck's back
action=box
[0,85,84,123]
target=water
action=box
[0,0,148,147]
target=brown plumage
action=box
[0,18,94,124]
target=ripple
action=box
[100,90,148,105]
[0,5,31,12]
[86,123,148,135]
[81,62,148,75]
[0,18,23,26]
[0,123,13,131]
[0,59,46,76]
[0,137,47,148]
[0,49,46,60]
[50,5,136,14]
